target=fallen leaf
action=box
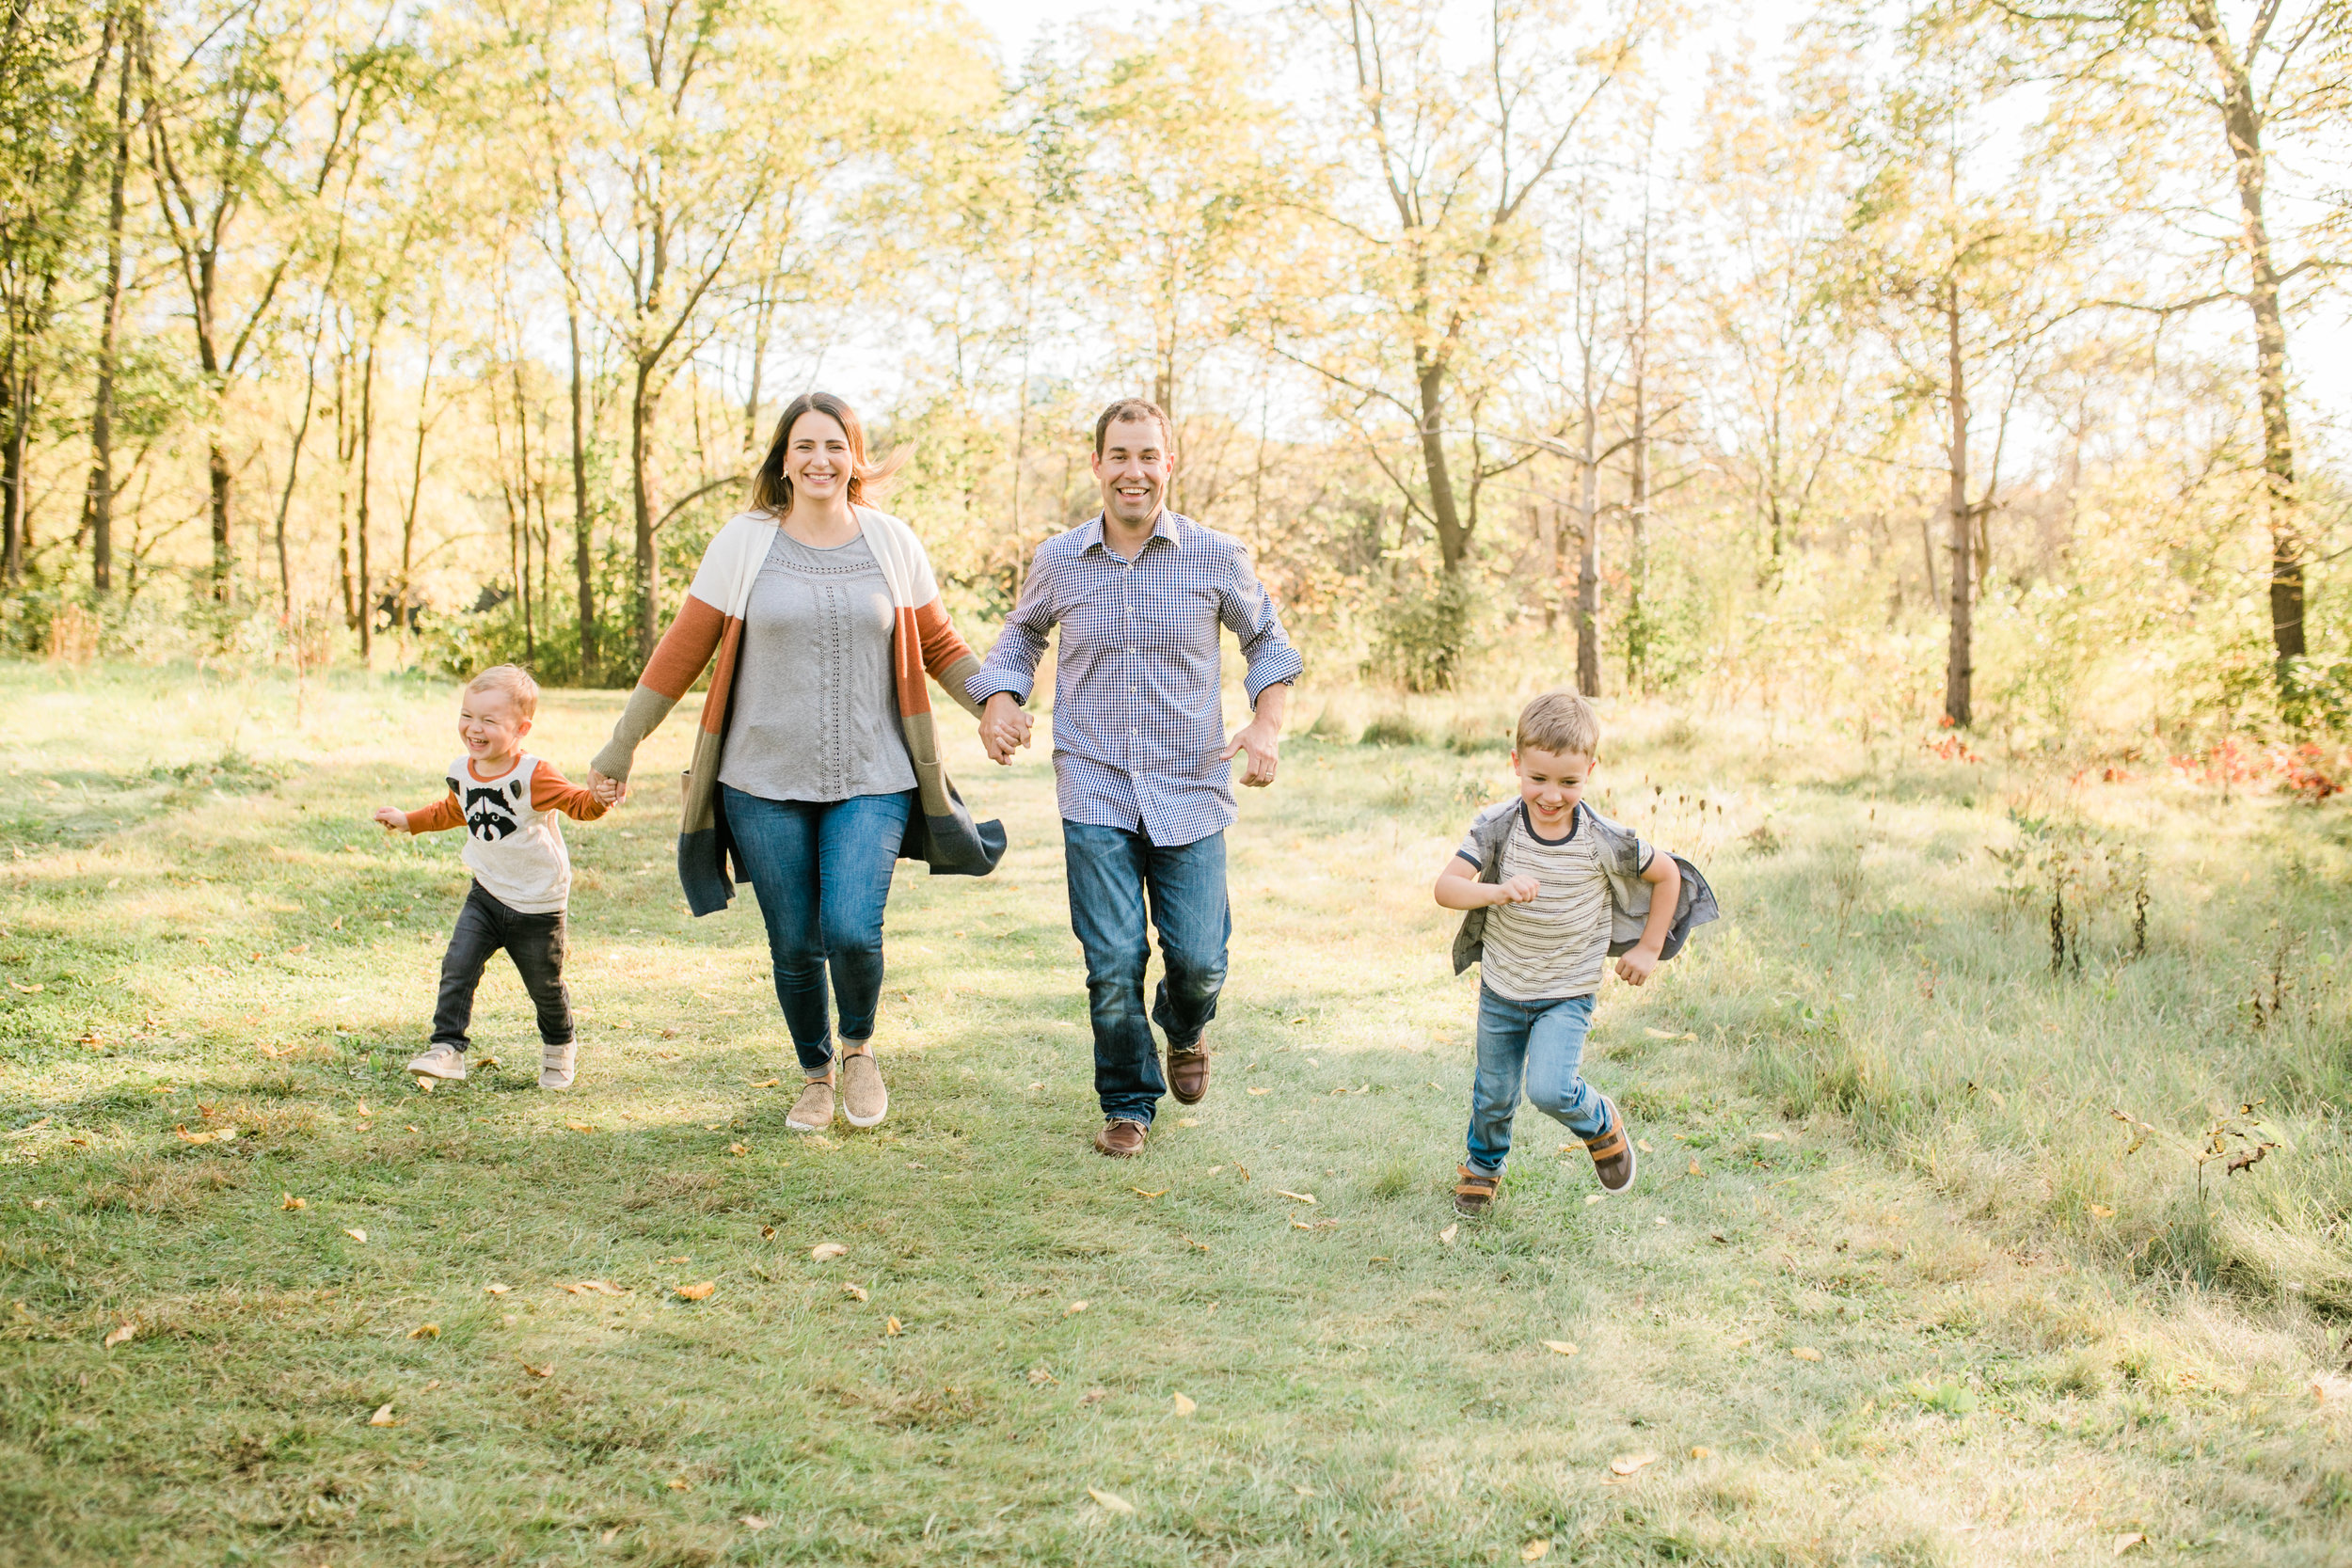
[1609,1453,1658,1477]
[280,1193,307,1211]
[369,1402,397,1427]
[727,1143,748,1155]
[810,1243,848,1261]
[564,1119,595,1132]
[1636,1138,1655,1153]
[1584,1194,1604,1206]
[1027,1367,1057,1385]
[675,1281,716,1302]
[1248,1086,1270,1096]
[1755,1131,1784,1142]
[751,1078,780,1088]
[1172,1392,1196,1416]
[1028,1081,1044,1090]
[1688,1160,1705,1177]
[564,1280,628,1296]
[1643,1027,1677,1039]
[1177,1117,1200,1127]
[843,1284,868,1302]
[1080,1386,1107,1405]
[422,1379,440,1390]
[884,1317,901,1336]
[667,1477,691,1492]
[415,1076,434,1093]
[343,1227,367,1243]
[1438,1223,1457,1244]
[1542,1340,1578,1356]
[2113,1533,2145,1557]
[1088,1487,1135,1514]
[1691,1446,1711,1458]
[1131,1187,1168,1198]
[1726,1335,1754,1349]
[9,982,41,993]
[1791,1347,1822,1362]
[1182,1234,1211,1252]
[102,1322,135,1349]
[1277,1190,1317,1205]
[760,1225,777,1240]
[739,1515,770,1530]
[354,1101,372,1117]
[600,1527,620,1543]
[408,1323,440,1339]
[1522,1542,1552,1562]
[484,1283,512,1295]
[1291,1483,1316,1497]
[521,1361,553,1378]
[1065,1299,1090,1316]
[2086,1203,2115,1219]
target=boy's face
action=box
[458,689,531,764]
[1512,745,1594,830]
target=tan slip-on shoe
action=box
[839,1050,888,1129]
[538,1041,577,1090]
[1093,1117,1148,1158]
[1165,1038,1210,1104]
[787,1076,835,1132]
[1584,1096,1636,1193]
[406,1045,467,1082]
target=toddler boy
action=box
[1434,690,1716,1214]
[373,665,608,1089]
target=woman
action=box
[587,391,1002,1132]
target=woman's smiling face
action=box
[783,409,852,501]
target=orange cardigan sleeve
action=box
[912,596,974,681]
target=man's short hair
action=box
[1093,398,1174,455]
[1516,689,1598,757]
[466,664,540,719]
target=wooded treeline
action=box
[1,0,2345,742]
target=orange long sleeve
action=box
[530,761,610,823]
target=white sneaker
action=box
[407,1045,467,1082]
[539,1041,578,1090]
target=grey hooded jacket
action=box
[1450,800,1721,977]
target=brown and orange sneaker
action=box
[1454,1164,1500,1214]
[1583,1096,1636,1193]
[1165,1038,1210,1104]
[1093,1117,1148,1158]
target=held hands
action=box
[1220,717,1280,787]
[372,807,407,832]
[588,769,628,806]
[1491,874,1541,906]
[1613,945,1662,987]
[979,692,1033,766]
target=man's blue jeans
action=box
[723,785,912,1075]
[1062,820,1229,1125]
[1465,988,1611,1175]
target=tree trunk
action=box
[356,335,376,659]
[87,32,132,596]
[630,357,660,663]
[511,357,534,660]
[1944,279,1972,729]
[207,437,234,603]
[568,301,596,683]
[396,338,437,659]
[2188,0,2302,673]
[271,320,325,616]
[1416,360,1468,570]
[1,354,24,587]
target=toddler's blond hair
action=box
[1515,689,1598,758]
[465,664,540,720]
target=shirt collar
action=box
[1079,510,1183,557]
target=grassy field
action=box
[2,661,2349,1566]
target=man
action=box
[971,399,1301,1157]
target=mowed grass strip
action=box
[1,663,2348,1566]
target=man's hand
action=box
[1220,716,1280,787]
[588,769,628,806]
[980,692,1032,766]
[1493,874,1541,906]
[372,807,406,832]
[1613,945,1662,986]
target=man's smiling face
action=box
[1091,415,1174,530]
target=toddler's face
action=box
[1512,745,1594,830]
[457,689,531,763]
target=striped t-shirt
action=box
[1455,802,1652,1001]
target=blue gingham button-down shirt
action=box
[966,512,1303,847]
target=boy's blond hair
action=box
[465,664,540,719]
[1515,689,1598,758]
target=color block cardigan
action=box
[591,507,1004,916]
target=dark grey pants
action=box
[431,881,572,1053]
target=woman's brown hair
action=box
[748,391,908,515]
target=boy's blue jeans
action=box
[723,785,912,1075]
[1061,820,1229,1126]
[1465,987,1611,1175]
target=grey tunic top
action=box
[717,528,916,803]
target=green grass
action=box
[3,661,2351,1565]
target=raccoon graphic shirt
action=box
[402,754,609,912]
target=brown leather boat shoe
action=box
[1093,1117,1148,1158]
[1165,1038,1210,1104]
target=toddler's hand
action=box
[588,769,628,806]
[1613,946,1661,986]
[372,807,406,832]
[1496,875,1541,905]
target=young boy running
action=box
[373,665,609,1089]
[1434,690,1716,1215]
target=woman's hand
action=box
[588,769,629,806]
